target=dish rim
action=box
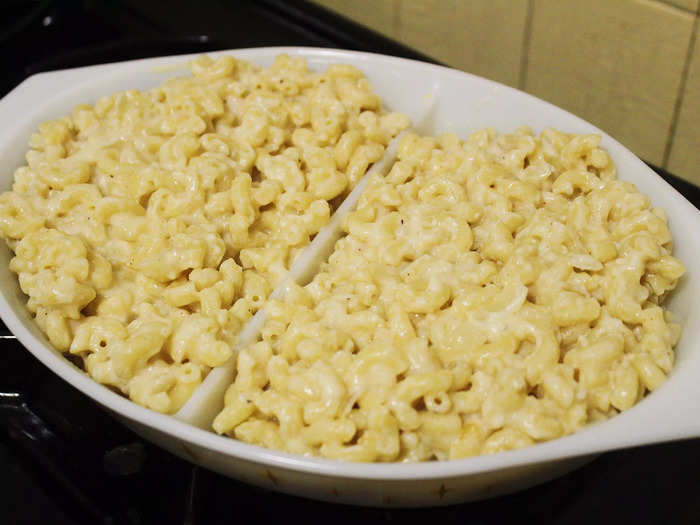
[0,46,699,481]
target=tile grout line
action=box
[650,0,699,15]
[518,0,535,91]
[662,11,698,169]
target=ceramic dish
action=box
[0,47,698,507]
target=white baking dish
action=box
[0,47,698,507]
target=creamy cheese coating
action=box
[214,128,684,462]
[0,54,409,413]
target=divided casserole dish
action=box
[0,47,698,506]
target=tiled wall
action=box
[312,0,700,185]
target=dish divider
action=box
[174,131,413,429]
[173,90,440,429]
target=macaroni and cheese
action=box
[0,53,684,461]
[0,54,409,413]
[213,128,684,461]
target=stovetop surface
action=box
[1,2,699,523]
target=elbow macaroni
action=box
[214,128,684,462]
[0,53,684,460]
[0,54,408,413]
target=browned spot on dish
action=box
[434,483,450,499]
[264,469,279,486]
[180,443,200,463]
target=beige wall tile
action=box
[395,0,528,86]
[526,0,694,166]
[312,0,399,39]
[452,0,529,86]
[396,0,458,64]
[659,0,699,12]
[668,27,700,184]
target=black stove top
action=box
[2,2,699,524]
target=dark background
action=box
[1,1,699,524]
